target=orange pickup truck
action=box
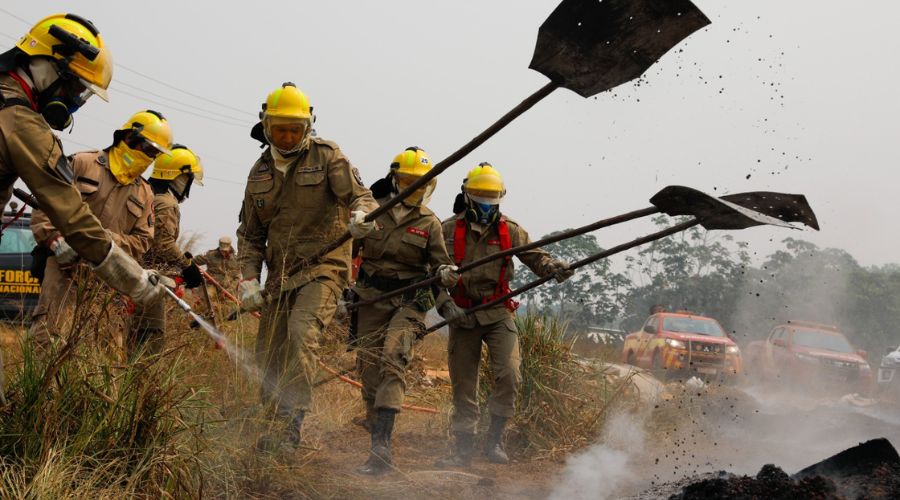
[744,321,874,395]
[622,311,742,380]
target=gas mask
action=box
[465,195,500,225]
[29,58,92,131]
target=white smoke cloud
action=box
[548,412,647,500]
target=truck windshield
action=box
[792,330,853,353]
[0,227,35,254]
[662,317,725,337]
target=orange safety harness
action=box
[451,217,519,312]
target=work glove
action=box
[49,237,78,265]
[548,260,574,283]
[438,301,475,329]
[92,243,167,307]
[348,210,376,239]
[238,278,267,312]
[436,264,461,288]
[180,252,204,289]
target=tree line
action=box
[513,216,900,358]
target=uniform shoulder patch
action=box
[351,167,364,186]
[406,227,429,238]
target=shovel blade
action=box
[650,186,812,231]
[530,0,710,97]
[721,191,820,231]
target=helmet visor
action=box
[465,188,503,206]
[77,76,108,102]
[129,132,171,157]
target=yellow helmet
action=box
[391,146,432,178]
[464,162,505,204]
[17,14,112,101]
[263,82,311,121]
[150,144,204,185]
[119,110,172,156]
[389,146,435,206]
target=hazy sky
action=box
[2,1,898,267]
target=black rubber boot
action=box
[357,408,397,475]
[256,411,305,452]
[434,432,475,468]
[483,415,509,464]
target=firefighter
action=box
[352,147,459,475]
[138,145,205,351]
[237,82,378,451]
[29,109,167,346]
[195,236,240,291]
[435,163,573,467]
[0,14,167,308]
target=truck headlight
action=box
[665,338,685,349]
[726,346,740,354]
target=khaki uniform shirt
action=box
[357,200,452,281]
[31,150,154,260]
[144,191,188,272]
[440,213,556,325]
[195,247,240,288]
[237,138,378,295]
[0,73,111,264]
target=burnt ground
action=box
[606,381,900,500]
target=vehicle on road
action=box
[745,321,873,395]
[0,207,40,321]
[622,310,742,380]
[878,345,900,398]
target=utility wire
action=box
[0,7,256,119]
[116,64,257,119]
[111,87,248,129]
[113,79,251,123]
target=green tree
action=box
[511,232,629,332]
[619,215,751,333]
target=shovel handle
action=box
[285,81,561,278]
[348,204,660,310]
[424,218,701,335]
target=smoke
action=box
[548,412,648,500]
[728,243,855,342]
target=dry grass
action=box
[0,281,640,499]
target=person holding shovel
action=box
[236,82,378,451]
[351,147,459,475]
[435,163,573,467]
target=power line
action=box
[111,86,248,129]
[0,7,256,119]
[0,7,29,26]
[113,78,251,123]
[116,64,256,119]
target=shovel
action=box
[349,186,817,310]
[279,0,711,282]
[422,187,819,336]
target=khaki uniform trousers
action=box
[256,279,339,417]
[447,315,522,434]
[354,284,423,412]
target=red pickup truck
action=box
[745,321,874,395]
